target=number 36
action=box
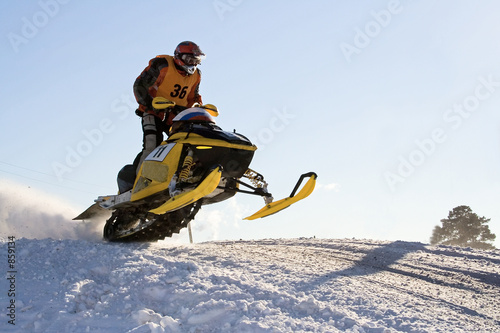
[170,84,188,99]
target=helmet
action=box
[173,41,205,75]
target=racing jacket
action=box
[133,55,202,125]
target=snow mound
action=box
[1,237,499,332]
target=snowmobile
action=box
[74,97,317,242]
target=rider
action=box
[132,41,205,173]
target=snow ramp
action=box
[0,237,499,332]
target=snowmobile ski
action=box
[244,172,317,220]
[149,166,222,215]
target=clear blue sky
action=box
[1,0,499,246]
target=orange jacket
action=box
[134,55,202,124]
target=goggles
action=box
[181,53,204,66]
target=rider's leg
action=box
[134,114,164,174]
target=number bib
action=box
[155,55,200,107]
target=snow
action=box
[1,183,499,332]
[1,236,499,332]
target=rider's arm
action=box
[186,68,203,107]
[133,57,169,111]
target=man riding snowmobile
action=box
[73,43,318,242]
[132,41,206,174]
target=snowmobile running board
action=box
[149,166,222,215]
[244,172,317,220]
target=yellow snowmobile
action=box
[74,98,317,242]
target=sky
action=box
[1,0,499,247]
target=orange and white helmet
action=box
[173,41,205,75]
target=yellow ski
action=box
[244,172,317,220]
[149,167,222,215]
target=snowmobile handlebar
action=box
[152,97,219,117]
[152,97,176,110]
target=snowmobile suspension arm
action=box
[220,179,273,198]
